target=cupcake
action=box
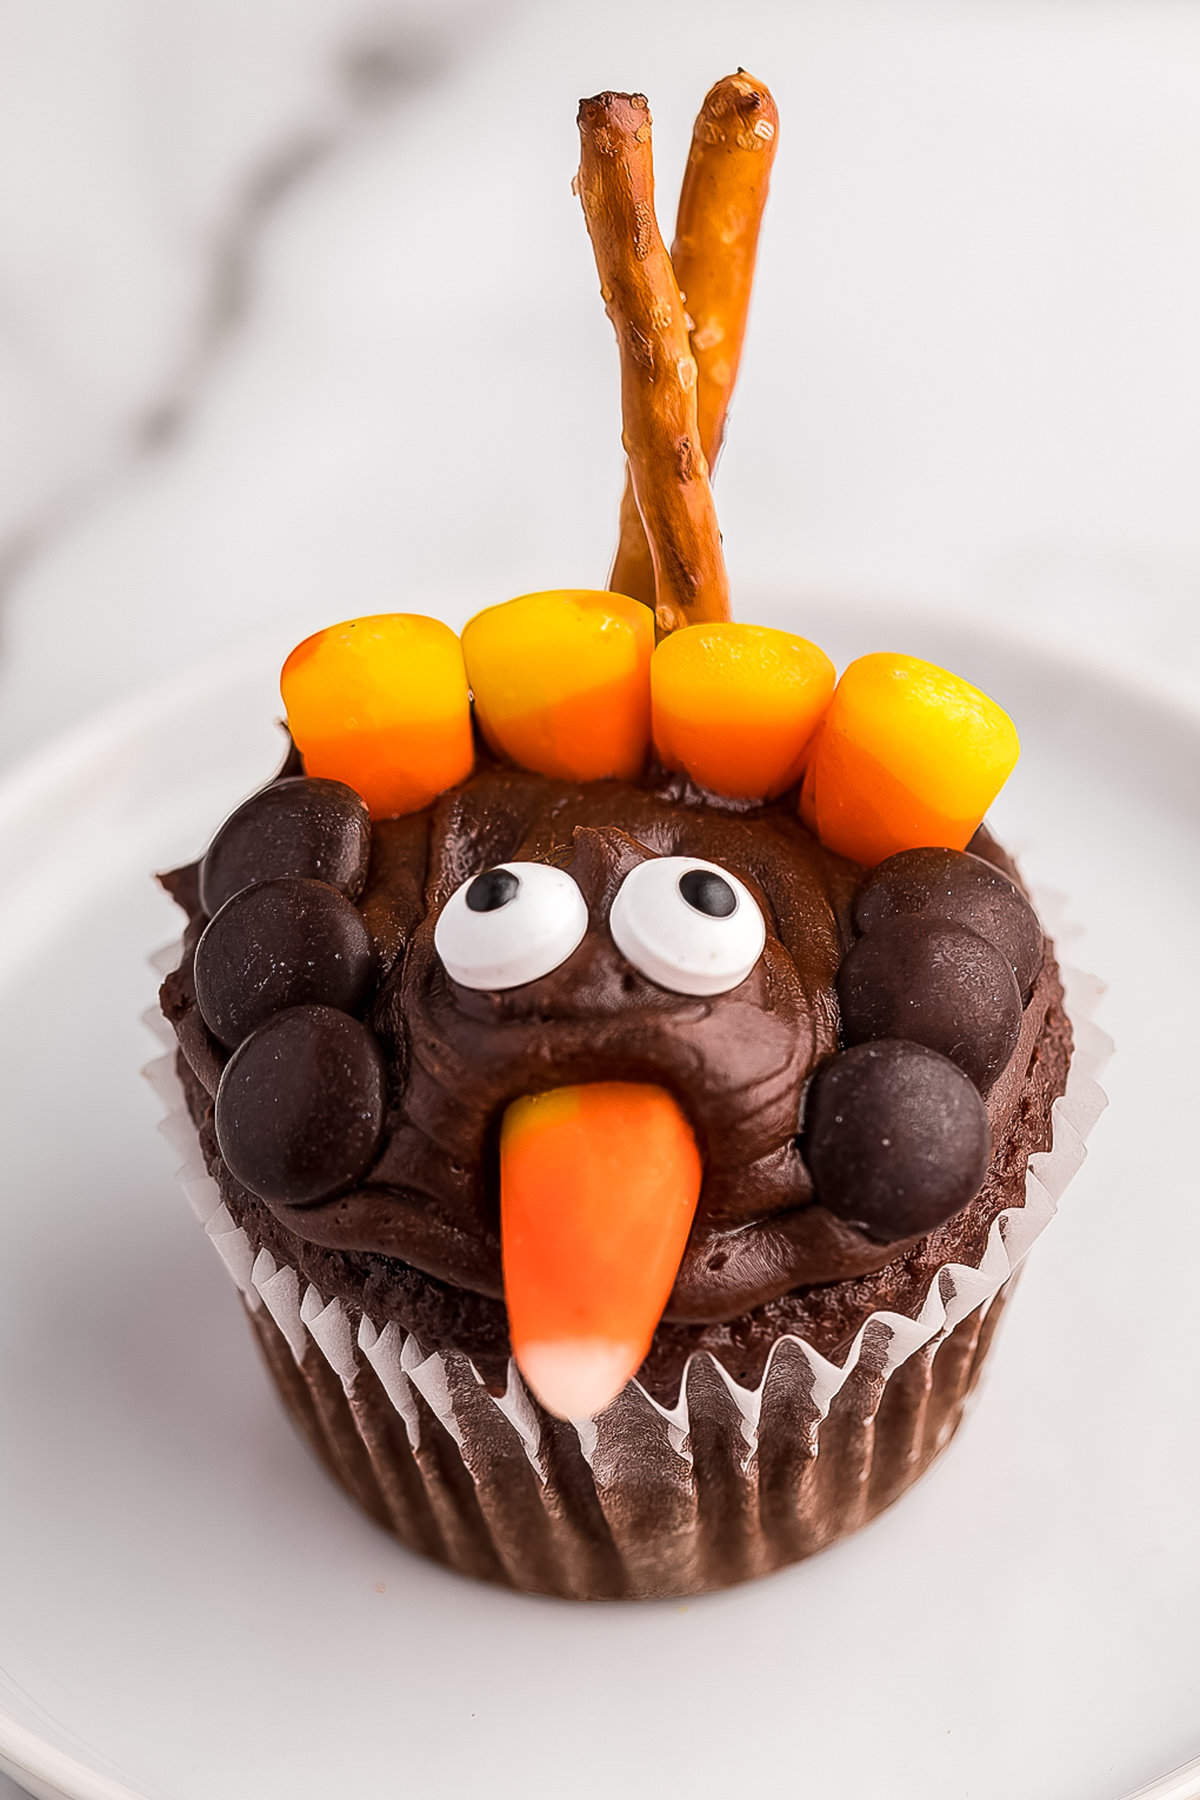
[155,76,1103,1600]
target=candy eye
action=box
[435,862,589,990]
[609,857,766,996]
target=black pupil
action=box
[679,869,737,918]
[466,868,520,913]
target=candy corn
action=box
[651,622,834,800]
[800,653,1019,866]
[281,614,473,819]
[462,590,654,783]
[501,1082,701,1419]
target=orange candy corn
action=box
[800,653,1020,866]
[501,1082,702,1420]
[651,622,835,800]
[462,590,654,783]
[281,614,474,819]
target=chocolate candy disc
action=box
[215,1005,386,1205]
[804,1039,991,1239]
[837,915,1022,1093]
[853,847,1043,1001]
[199,776,371,917]
[195,876,374,1049]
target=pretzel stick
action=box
[576,92,729,632]
[609,71,778,612]
[610,453,658,612]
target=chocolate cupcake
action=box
[154,75,1104,1599]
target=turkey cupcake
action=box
[155,75,1105,1599]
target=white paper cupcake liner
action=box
[145,922,1109,1599]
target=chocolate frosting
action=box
[163,757,1057,1332]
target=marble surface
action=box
[1,0,1199,787]
[0,3,1198,1796]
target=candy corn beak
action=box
[500,1083,702,1420]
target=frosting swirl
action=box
[165,762,1050,1323]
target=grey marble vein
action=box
[0,7,497,625]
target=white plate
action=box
[0,598,1196,1800]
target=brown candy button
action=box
[837,915,1022,1093]
[804,1039,990,1239]
[199,777,371,917]
[195,876,374,1050]
[215,1005,385,1205]
[853,846,1043,1002]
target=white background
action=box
[1,3,1198,1796]
[1,0,1198,772]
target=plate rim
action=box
[0,605,1190,1800]
[0,1720,145,1800]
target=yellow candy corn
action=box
[800,653,1019,865]
[651,622,835,800]
[462,590,654,783]
[281,614,473,818]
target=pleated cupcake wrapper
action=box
[145,913,1110,1598]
